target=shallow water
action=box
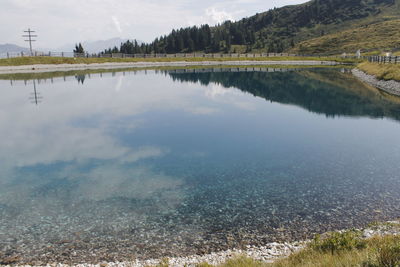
[1,68,400,264]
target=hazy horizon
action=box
[1,0,307,49]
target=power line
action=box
[22,28,37,55]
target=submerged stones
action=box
[2,69,400,265]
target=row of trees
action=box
[101,22,288,55]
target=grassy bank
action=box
[149,222,400,267]
[196,229,400,267]
[358,62,400,81]
[0,56,360,66]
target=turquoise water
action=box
[1,68,400,264]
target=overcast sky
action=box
[1,0,307,49]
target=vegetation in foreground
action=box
[0,56,360,67]
[153,230,400,267]
[358,62,400,81]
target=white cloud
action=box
[112,16,123,33]
[205,7,234,24]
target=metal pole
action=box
[22,28,37,55]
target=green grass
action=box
[291,19,400,55]
[191,231,400,267]
[126,230,400,267]
[0,56,360,67]
[358,62,400,81]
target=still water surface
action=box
[1,68,400,264]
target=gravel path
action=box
[0,60,338,75]
[352,68,400,96]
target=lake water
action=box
[1,67,400,264]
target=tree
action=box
[74,43,84,54]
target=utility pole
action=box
[22,28,37,55]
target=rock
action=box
[0,255,20,265]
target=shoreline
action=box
[2,221,399,267]
[352,68,400,96]
[0,60,339,75]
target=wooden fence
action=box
[1,51,300,59]
[2,51,399,64]
[366,56,400,64]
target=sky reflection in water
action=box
[1,68,400,264]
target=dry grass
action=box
[269,249,370,267]
[0,56,359,67]
[197,257,268,267]
[358,62,400,81]
[192,232,400,267]
[291,19,400,55]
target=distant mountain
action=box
[0,43,31,54]
[56,38,143,53]
[114,0,400,55]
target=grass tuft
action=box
[310,229,367,254]
[192,231,400,267]
[358,62,400,81]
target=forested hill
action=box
[106,0,399,55]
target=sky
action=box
[1,0,307,49]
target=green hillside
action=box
[219,0,400,53]
[291,19,400,55]
[111,0,400,55]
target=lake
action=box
[1,67,400,264]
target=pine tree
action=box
[74,43,85,54]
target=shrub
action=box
[310,229,367,254]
